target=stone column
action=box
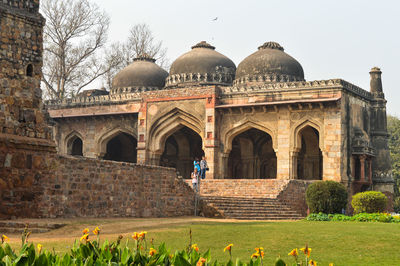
[360,155,366,182]
[368,157,373,184]
[277,107,290,179]
[137,102,147,164]
[203,91,218,179]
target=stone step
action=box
[232,216,303,220]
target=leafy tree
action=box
[387,115,400,211]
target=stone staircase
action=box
[186,179,310,220]
[201,196,303,220]
[0,221,66,234]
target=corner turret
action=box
[369,67,394,202]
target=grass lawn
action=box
[4,217,400,265]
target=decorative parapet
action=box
[165,72,234,88]
[110,86,163,95]
[233,73,303,86]
[45,92,141,108]
[224,79,373,100]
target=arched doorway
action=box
[103,132,137,163]
[296,126,322,179]
[227,128,276,179]
[67,136,83,156]
[160,126,204,179]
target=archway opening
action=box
[296,125,323,180]
[26,64,33,77]
[227,128,276,179]
[103,132,137,163]
[160,126,204,179]
[67,136,83,156]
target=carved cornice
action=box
[165,72,234,87]
[45,92,141,108]
[233,73,304,86]
[110,86,163,95]
[225,79,373,100]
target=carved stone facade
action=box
[47,42,394,199]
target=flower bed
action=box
[0,227,333,266]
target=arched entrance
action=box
[227,128,276,179]
[296,125,322,179]
[103,132,137,163]
[160,126,204,179]
[67,136,83,156]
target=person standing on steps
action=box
[200,156,208,180]
[193,158,201,177]
[191,168,198,192]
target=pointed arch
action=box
[291,118,324,152]
[223,120,277,154]
[64,130,84,155]
[97,127,137,158]
[148,108,204,154]
[290,117,324,180]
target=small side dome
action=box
[111,54,168,94]
[234,42,304,86]
[166,41,236,87]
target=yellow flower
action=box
[82,228,89,235]
[169,254,174,259]
[224,243,233,252]
[191,244,199,252]
[300,246,312,257]
[149,248,157,256]
[288,248,298,257]
[196,257,206,266]
[255,247,264,252]
[132,232,139,240]
[309,259,317,266]
[37,244,43,254]
[329,264,334,266]
[251,252,259,259]
[138,231,147,240]
[1,235,9,243]
[93,226,100,235]
[80,234,89,242]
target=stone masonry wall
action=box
[1,153,195,219]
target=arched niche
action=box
[295,125,323,180]
[67,135,83,156]
[227,128,276,179]
[160,126,204,179]
[103,132,137,163]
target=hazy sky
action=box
[95,0,400,115]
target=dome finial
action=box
[133,53,156,62]
[191,41,215,50]
[258,41,284,51]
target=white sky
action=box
[94,0,400,115]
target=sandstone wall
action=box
[1,152,195,219]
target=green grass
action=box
[6,218,400,265]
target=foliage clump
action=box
[351,191,388,214]
[306,181,348,214]
[306,212,400,223]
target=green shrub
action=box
[306,181,348,214]
[351,191,388,214]
[306,212,400,223]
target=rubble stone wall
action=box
[0,152,195,219]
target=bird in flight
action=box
[212,17,218,21]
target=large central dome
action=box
[166,41,236,87]
[235,42,304,85]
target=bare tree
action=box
[125,24,169,69]
[101,23,170,90]
[41,0,119,100]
